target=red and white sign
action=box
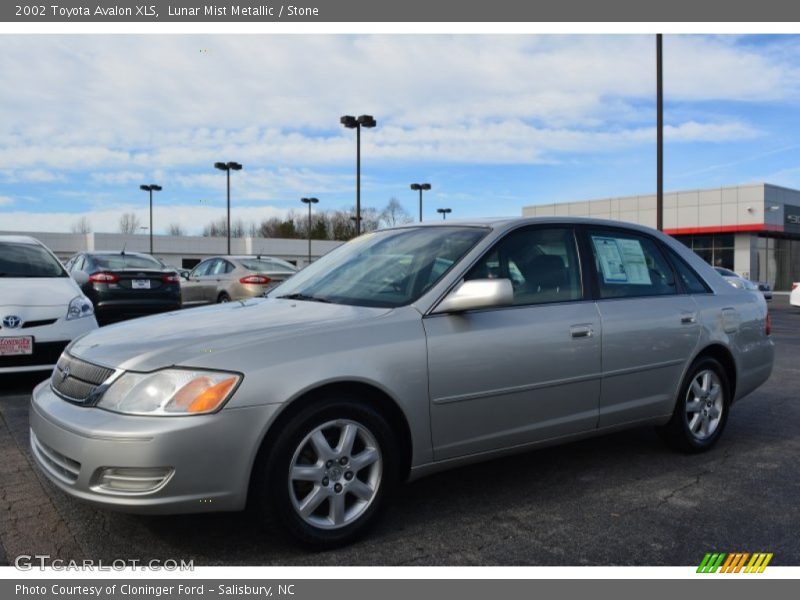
[0,336,33,356]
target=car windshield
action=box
[239,258,297,272]
[269,226,488,308]
[0,242,67,278]
[93,254,162,270]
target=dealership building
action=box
[523,182,800,291]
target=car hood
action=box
[0,277,81,307]
[69,298,392,371]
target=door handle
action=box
[681,313,697,324]
[570,325,594,338]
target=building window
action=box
[671,234,735,270]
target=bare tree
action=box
[380,198,412,228]
[167,223,186,236]
[70,216,92,234]
[118,212,142,234]
[201,217,248,238]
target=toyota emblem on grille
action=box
[61,366,71,383]
[2,315,22,329]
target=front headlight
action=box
[67,295,94,320]
[96,369,241,416]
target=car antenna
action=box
[120,243,126,256]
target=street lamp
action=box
[301,197,319,264]
[139,184,161,254]
[437,208,452,220]
[214,161,243,255]
[340,114,377,236]
[410,183,431,222]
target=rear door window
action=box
[587,230,677,298]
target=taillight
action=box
[792,282,799,290]
[89,272,119,284]
[162,273,181,283]
[765,312,772,336]
[239,275,271,285]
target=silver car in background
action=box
[181,255,297,305]
[29,218,773,548]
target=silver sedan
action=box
[181,255,297,305]
[30,218,773,548]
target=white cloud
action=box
[0,34,783,177]
[0,195,13,207]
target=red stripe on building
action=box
[663,224,784,235]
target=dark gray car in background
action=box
[30,217,773,548]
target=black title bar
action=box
[3,0,800,22]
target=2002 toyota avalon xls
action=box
[30,218,774,547]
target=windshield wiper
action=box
[276,293,332,303]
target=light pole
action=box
[139,184,161,254]
[214,161,243,255]
[340,114,376,236]
[301,197,319,264]
[410,183,431,222]
[437,208,452,220]
[656,33,663,231]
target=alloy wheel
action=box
[685,369,724,440]
[288,419,382,530]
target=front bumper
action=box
[29,380,280,514]
[0,315,97,374]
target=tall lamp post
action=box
[139,184,162,254]
[437,208,452,220]
[214,161,243,255]
[340,114,377,236]
[656,33,663,231]
[301,197,319,264]
[410,183,431,222]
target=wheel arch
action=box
[247,380,414,503]
[692,343,738,401]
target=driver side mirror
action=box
[432,278,514,314]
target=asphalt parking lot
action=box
[1,296,798,567]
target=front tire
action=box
[254,396,398,548]
[658,357,731,453]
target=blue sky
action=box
[2,34,800,233]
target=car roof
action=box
[85,251,156,258]
[390,215,669,235]
[0,235,44,245]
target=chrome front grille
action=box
[51,352,116,404]
[31,430,81,483]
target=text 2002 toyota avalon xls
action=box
[30,218,773,547]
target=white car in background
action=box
[0,235,98,374]
[791,282,800,308]
[713,267,771,300]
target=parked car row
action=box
[1,234,300,373]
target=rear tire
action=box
[217,292,231,303]
[253,395,398,549]
[657,357,731,453]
